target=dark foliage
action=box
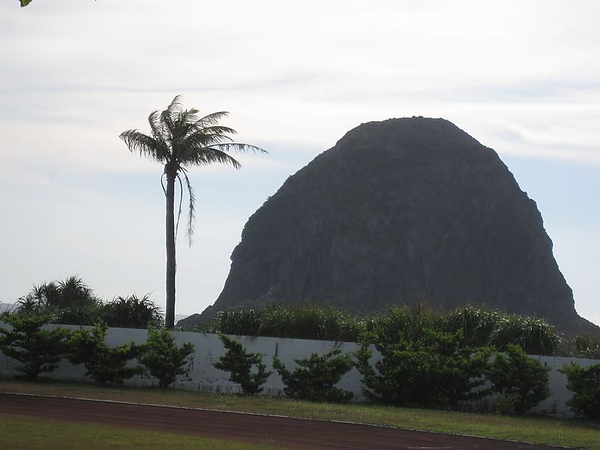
[15,276,102,325]
[570,335,600,359]
[273,347,354,403]
[13,276,164,330]
[445,306,560,356]
[139,328,194,388]
[489,315,560,356]
[486,344,550,414]
[207,304,559,356]
[209,305,362,342]
[560,362,600,419]
[209,309,263,336]
[0,314,71,380]
[214,333,271,395]
[102,295,163,329]
[356,328,490,409]
[68,322,142,385]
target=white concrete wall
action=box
[0,322,597,417]
[530,355,598,416]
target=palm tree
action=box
[120,96,265,328]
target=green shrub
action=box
[486,344,550,415]
[15,276,102,326]
[101,294,163,330]
[213,333,271,395]
[356,328,490,409]
[68,322,142,385]
[273,347,354,403]
[0,314,72,380]
[560,362,600,419]
[139,328,194,388]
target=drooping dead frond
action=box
[181,170,196,247]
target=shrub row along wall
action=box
[0,323,596,417]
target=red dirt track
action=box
[0,393,564,449]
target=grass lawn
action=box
[1,378,599,449]
[0,415,279,450]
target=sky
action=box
[1,1,598,326]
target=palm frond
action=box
[166,95,184,119]
[186,123,236,139]
[157,96,185,144]
[149,110,171,147]
[147,110,174,161]
[181,170,196,247]
[210,142,267,154]
[180,108,201,126]
[179,146,242,169]
[181,131,232,155]
[194,111,230,128]
[119,130,168,162]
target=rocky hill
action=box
[190,117,596,336]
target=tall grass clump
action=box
[210,309,263,336]
[208,303,559,356]
[444,306,500,347]
[443,306,559,356]
[362,304,443,345]
[209,305,362,342]
[490,314,559,356]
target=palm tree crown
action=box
[120,95,266,328]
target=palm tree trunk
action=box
[165,169,177,329]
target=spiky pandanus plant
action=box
[16,276,102,325]
[120,96,265,328]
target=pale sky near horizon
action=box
[1,1,599,326]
